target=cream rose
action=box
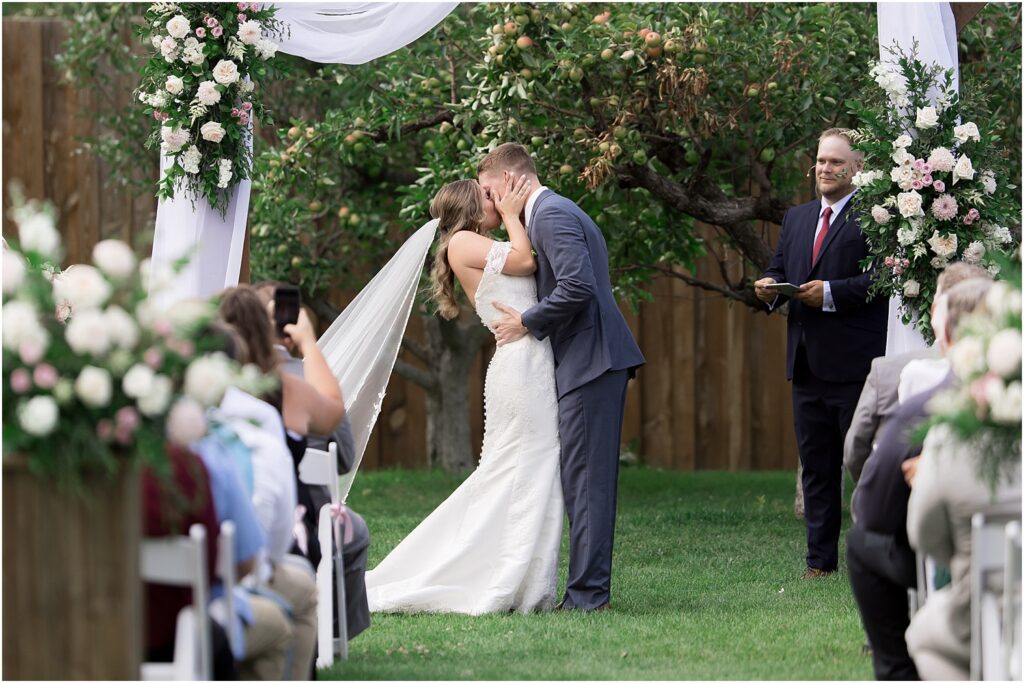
[927,231,958,259]
[950,336,986,379]
[902,279,921,298]
[165,75,184,95]
[988,329,1023,379]
[200,121,226,143]
[212,59,240,85]
[2,300,48,353]
[18,212,61,260]
[184,352,234,406]
[53,264,111,311]
[160,125,190,153]
[165,15,190,39]
[64,309,111,356]
[138,375,173,416]
[953,122,981,144]
[915,106,939,129]
[75,365,113,408]
[18,396,59,437]
[952,155,975,185]
[988,380,1022,426]
[167,398,208,445]
[196,80,221,106]
[896,190,925,218]
[3,249,26,294]
[123,364,156,400]
[92,239,136,279]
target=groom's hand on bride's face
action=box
[492,301,527,346]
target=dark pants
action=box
[792,346,864,571]
[847,525,919,680]
[558,369,630,610]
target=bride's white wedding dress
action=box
[365,241,564,614]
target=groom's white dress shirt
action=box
[524,185,549,230]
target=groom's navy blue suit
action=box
[761,196,887,572]
[522,189,644,610]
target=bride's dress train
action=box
[365,241,564,614]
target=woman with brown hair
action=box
[365,172,567,616]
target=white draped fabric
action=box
[149,2,456,308]
[876,2,959,355]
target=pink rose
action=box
[911,180,923,190]
[96,419,114,442]
[116,406,141,432]
[144,347,163,369]
[205,15,217,27]
[241,101,252,111]
[237,2,247,9]
[922,175,933,186]
[239,113,249,125]
[921,163,932,174]
[153,319,173,337]
[212,26,223,38]
[231,107,241,117]
[114,425,134,446]
[10,368,31,393]
[250,2,260,11]
[238,13,247,22]
[893,265,904,276]
[152,111,163,121]
[33,364,58,389]
[913,159,926,171]
[884,256,895,267]
[196,26,206,38]
[169,338,195,358]
[933,180,945,193]
[19,341,43,365]
[967,208,980,220]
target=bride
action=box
[364,173,564,615]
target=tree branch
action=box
[614,264,763,309]
[393,358,439,391]
[367,110,454,143]
[400,336,430,364]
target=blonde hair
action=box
[429,180,485,319]
[936,261,991,297]
[477,143,537,177]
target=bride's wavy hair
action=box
[429,180,485,320]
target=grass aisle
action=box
[324,468,872,680]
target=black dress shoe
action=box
[593,602,611,612]
[801,567,835,579]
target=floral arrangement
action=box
[136,2,286,215]
[849,46,1018,342]
[924,251,1022,488]
[2,189,274,489]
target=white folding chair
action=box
[141,524,212,681]
[1004,521,1022,681]
[970,506,1020,680]
[298,442,349,668]
[210,521,241,658]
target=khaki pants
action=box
[269,558,318,680]
[238,595,292,680]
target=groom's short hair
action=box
[478,143,537,177]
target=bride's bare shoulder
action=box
[447,230,498,270]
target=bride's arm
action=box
[494,172,535,276]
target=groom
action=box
[481,143,645,611]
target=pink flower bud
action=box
[884,256,895,267]
[241,101,252,111]
[237,2,247,9]
[144,347,163,369]
[902,259,911,267]
[911,180,923,190]
[922,175,933,186]
[893,265,904,275]
[19,341,43,365]
[153,319,173,337]
[967,208,980,220]
[153,111,163,121]
[114,425,134,446]
[205,16,217,27]
[913,159,925,171]
[96,419,114,442]
[231,108,241,117]
[33,364,58,390]
[933,180,945,193]
[250,2,260,11]
[10,368,31,394]
[238,13,247,22]
[196,27,206,38]
[116,406,141,432]
[239,113,249,126]
[921,163,932,174]
[212,25,223,38]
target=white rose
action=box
[52,264,111,311]
[151,34,164,49]
[212,59,240,85]
[897,226,919,247]
[160,125,190,153]
[165,14,190,39]
[902,279,921,298]
[138,375,174,417]
[92,239,136,279]
[915,106,939,130]
[988,329,1023,379]
[201,121,226,143]
[952,155,975,185]
[239,79,255,94]
[165,75,184,95]
[255,38,278,60]
[181,45,205,66]
[3,249,26,294]
[238,19,262,45]
[927,147,956,173]
[926,231,958,259]
[122,364,156,399]
[870,205,891,225]
[985,281,1023,319]
[18,396,59,437]
[74,365,112,408]
[2,300,48,352]
[196,80,221,106]
[160,36,178,61]
[962,241,986,265]
[980,170,997,195]
[892,134,913,149]
[180,145,202,174]
[105,306,139,350]
[167,298,213,331]
[166,398,208,445]
[953,122,981,144]
[896,190,925,218]
[18,212,61,260]
[988,380,1022,426]
[890,165,915,190]
[950,336,986,379]
[64,309,111,356]
[184,352,234,406]
[891,148,915,167]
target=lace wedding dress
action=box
[365,241,564,614]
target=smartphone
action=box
[274,285,301,337]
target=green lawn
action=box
[324,468,872,680]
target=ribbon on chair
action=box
[329,503,355,545]
[293,505,309,555]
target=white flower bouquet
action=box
[922,250,1022,489]
[2,188,274,490]
[849,45,1018,342]
[136,2,287,215]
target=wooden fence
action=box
[2,17,798,472]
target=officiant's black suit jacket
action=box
[761,198,888,382]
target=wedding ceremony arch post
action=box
[149,2,456,309]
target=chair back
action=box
[299,442,340,505]
[971,505,1021,680]
[140,524,212,681]
[1004,521,1022,681]
[215,521,241,657]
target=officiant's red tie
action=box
[812,206,832,266]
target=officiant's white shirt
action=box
[815,189,857,313]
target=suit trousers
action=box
[846,524,919,680]
[558,368,630,610]
[792,345,864,571]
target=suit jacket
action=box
[761,197,888,383]
[521,190,645,398]
[844,347,938,482]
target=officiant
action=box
[754,128,888,578]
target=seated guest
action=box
[846,277,993,680]
[253,281,372,641]
[844,262,991,485]
[142,445,237,680]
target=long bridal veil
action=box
[316,219,438,501]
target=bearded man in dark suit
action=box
[755,128,888,578]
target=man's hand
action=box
[754,277,778,304]
[901,456,920,488]
[795,280,825,308]
[492,301,527,346]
